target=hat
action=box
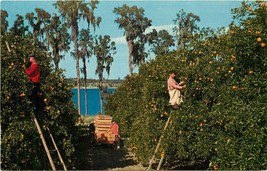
[28,54,35,59]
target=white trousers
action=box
[168,89,183,106]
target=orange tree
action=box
[207,1,267,169]
[1,33,79,170]
[105,1,266,169]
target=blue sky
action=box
[1,0,242,80]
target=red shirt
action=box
[25,63,40,83]
[110,122,119,136]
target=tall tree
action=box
[54,0,101,115]
[48,14,71,72]
[35,8,51,45]
[1,10,9,35]
[10,14,29,37]
[94,35,116,113]
[78,28,94,115]
[173,9,200,50]
[25,9,51,53]
[147,29,175,56]
[114,5,152,76]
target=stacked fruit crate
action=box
[94,115,115,144]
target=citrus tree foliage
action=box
[105,1,267,169]
[1,33,79,170]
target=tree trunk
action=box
[99,78,103,114]
[73,25,81,116]
[84,63,88,116]
[84,83,88,116]
[127,40,133,77]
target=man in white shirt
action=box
[167,70,184,109]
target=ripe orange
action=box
[260,3,265,8]
[257,37,262,42]
[214,165,219,170]
[44,98,48,102]
[232,86,238,90]
[231,55,236,61]
[20,92,25,97]
[248,70,254,75]
[260,43,266,47]
[248,7,252,11]
[256,31,261,35]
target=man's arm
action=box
[169,79,183,90]
[178,81,185,86]
[25,64,37,76]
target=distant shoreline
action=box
[66,78,123,88]
[72,87,117,89]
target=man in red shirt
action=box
[167,70,184,109]
[110,120,120,149]
[24,54,40,115]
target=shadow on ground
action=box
[73,126,143,170]
[90,144,139,170]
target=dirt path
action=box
[90,145,146,170]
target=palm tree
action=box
[173,9,200,50]
[48,14,71,72]
[35,8,51,45]
[78,29,94,116]
[94,35,116,113]
[26,9,51,48]
[114,5,151,76]
[26,9,70,72]
[54,0,100,115]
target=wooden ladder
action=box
[147,109,173,170]
[33,116,67,171]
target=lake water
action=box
[71,87,116,116]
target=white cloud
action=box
[112,36,126,45]
[146,24,175,34]
[111,24,176,45]
[145,24,175,35]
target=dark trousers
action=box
[30,83,40,117]
[114,135,120,148]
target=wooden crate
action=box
[94,115,115,144]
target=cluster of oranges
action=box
[256,37,266,47]
[247,3,266,48]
